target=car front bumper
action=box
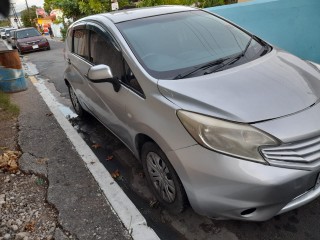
[167,145,320,221]
[18,42,50,53]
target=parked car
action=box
[64,6,320,221]
[7,29,17,45]
[6,28,16,43]
[0,28,6,39]
[12,27,50,54]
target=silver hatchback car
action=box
[64,6,320,221]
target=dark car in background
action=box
[13,27,50,54]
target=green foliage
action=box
[21,5,38,28]
[139,0,193,7]
[118,0,131,9]
[78,0,110,15]
[138,0,226,8]
[44,0,56,13]
[0,91,19,120]
[60,26,68,41]
[44,0,83,20]
[44,0,235,21]
[0,20,10,27]
[199,0,225,8]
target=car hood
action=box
[17,36,44,43]
[158,49,320,123]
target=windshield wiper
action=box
[242,34,253,57]
[173,35,255,80]
[173,57,232,80]
[207,35,254,74]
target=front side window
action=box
[117,10,269,79]
[73,29,89,60]
[89,30,123,79]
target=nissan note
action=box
[64,6,320,221]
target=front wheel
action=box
[68,84,85,117]
[141,142,188,213]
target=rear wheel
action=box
[141,142,188,213]
[68,84,85,117]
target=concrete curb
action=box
[29,75,160,240]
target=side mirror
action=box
[87,64,121,92]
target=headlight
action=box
[177,110,280,163]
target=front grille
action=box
[26,40,40,45]
[261,135,320,170]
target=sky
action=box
[11,0,45,12]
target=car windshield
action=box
[117,10,268,79]
[16,28,41,39]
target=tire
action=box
[47,46,51,50]
[68,84,86,117]
[141,142,188,213]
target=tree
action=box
[199,0,224,8]
[45,0,83,20]
[44,0,110,20]
[139,0,231,8]
[21,5,38,27]
[78,0,110,15]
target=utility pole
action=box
[25,0,31,25]
[10,3,21,28]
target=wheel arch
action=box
[135,133,155,160]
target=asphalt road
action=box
[23,40,69,98]
[23,39,320,240]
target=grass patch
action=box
[0,91,19,120]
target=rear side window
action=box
[73,29,89,60]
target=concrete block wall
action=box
[207,0,320,63]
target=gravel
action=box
[0,170,58,240]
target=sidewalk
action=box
[0,40,8,51]
[12,77,131,240]
[0,39,154,239]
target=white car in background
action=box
[6,28,16,43]
[0,28,6,39]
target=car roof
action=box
[84,5,197,23]
[15,27,37,32]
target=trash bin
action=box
[0,50,27,93]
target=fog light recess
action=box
[241,208,256,216]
